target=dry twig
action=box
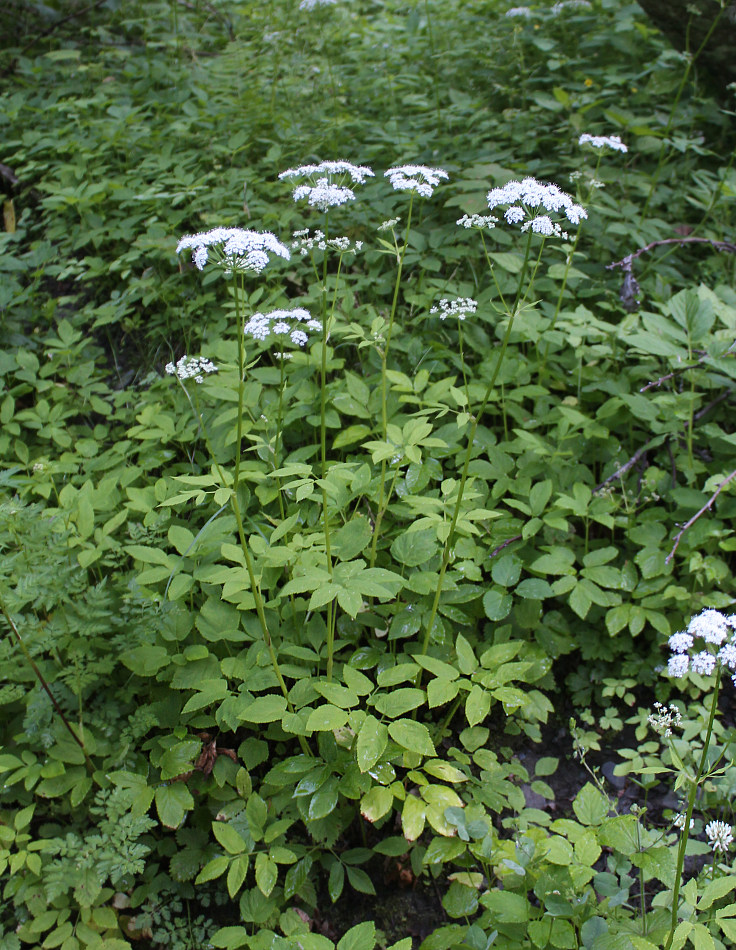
[666,467,736,563]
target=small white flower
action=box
[505,6,533,15]
[165,355,218,383]
[487,177,587,232]
[551,0,591,12]
[668,654,689,678]
[691,651,716,676]
[385,164,449,198]
[705,820,733,852]
[299,0,337,8]
[293,178,355,211]
[430,297,478,321]
[647,702,682,737]
[244,307,320,348]
[279,161,374,185]
[505,207,526,224]
[688,609,730,645]
[176,227,290,275]
[521,214,568,239]
[579,133,628,154]
[290,329,308,346]
[457,213,498,229]
[292,228,363,255]
[668,632,693,654]
[718,643,736,669]
[378,217,401,231]
[673,812,694,831]
[273,351,293,360]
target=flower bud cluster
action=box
[667,608,736,682]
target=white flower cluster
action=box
[165,355,218,384]
[553,0,591,10]
[177,228,290,274]
[521,215,568,239]
[430,297,478,321]
[244,307,321,347]
[299,0,337,9]
[385,165,449,198]
[457,213,499,229]
[487,177,587,237]
[667,608,736,682]
[705,820,734,853]
[279,161,374,184]
[279,161,374,211]
[647,702,682,738]
[378,217,400,232]
[505,6,533,16]
[292,228,363,256]
[579,133,628,153]
[673,812,694,831]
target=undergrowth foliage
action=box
[1,0,736,948]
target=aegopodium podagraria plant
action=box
[660,608,736,950]
[369,165,450,572]
[172,226,311,754]
[419,177,587,661]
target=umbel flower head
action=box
[165,355,218,384]
[177,228,290,275]
[579,133,628,154]
[385,165,449,198]
[292,229,363,256]
[279,161,374,212]
[430,298,478,321]
[487,177,587,238]
[667,608,736,683]
[244,307,321,348]
[705,820,733,853]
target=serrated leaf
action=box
[388,719,435,757]
[360,785,393,823]
[155,783,194,829]
[338,921,376,950]
[356,715,388,772]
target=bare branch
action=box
[666,467,736,563]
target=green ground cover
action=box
[1,0,736,948]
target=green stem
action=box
[371,199,414,568]
[663,671,721,950]
[420,231,534,657]
[0,596,97,779]
[640,5,725,222]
